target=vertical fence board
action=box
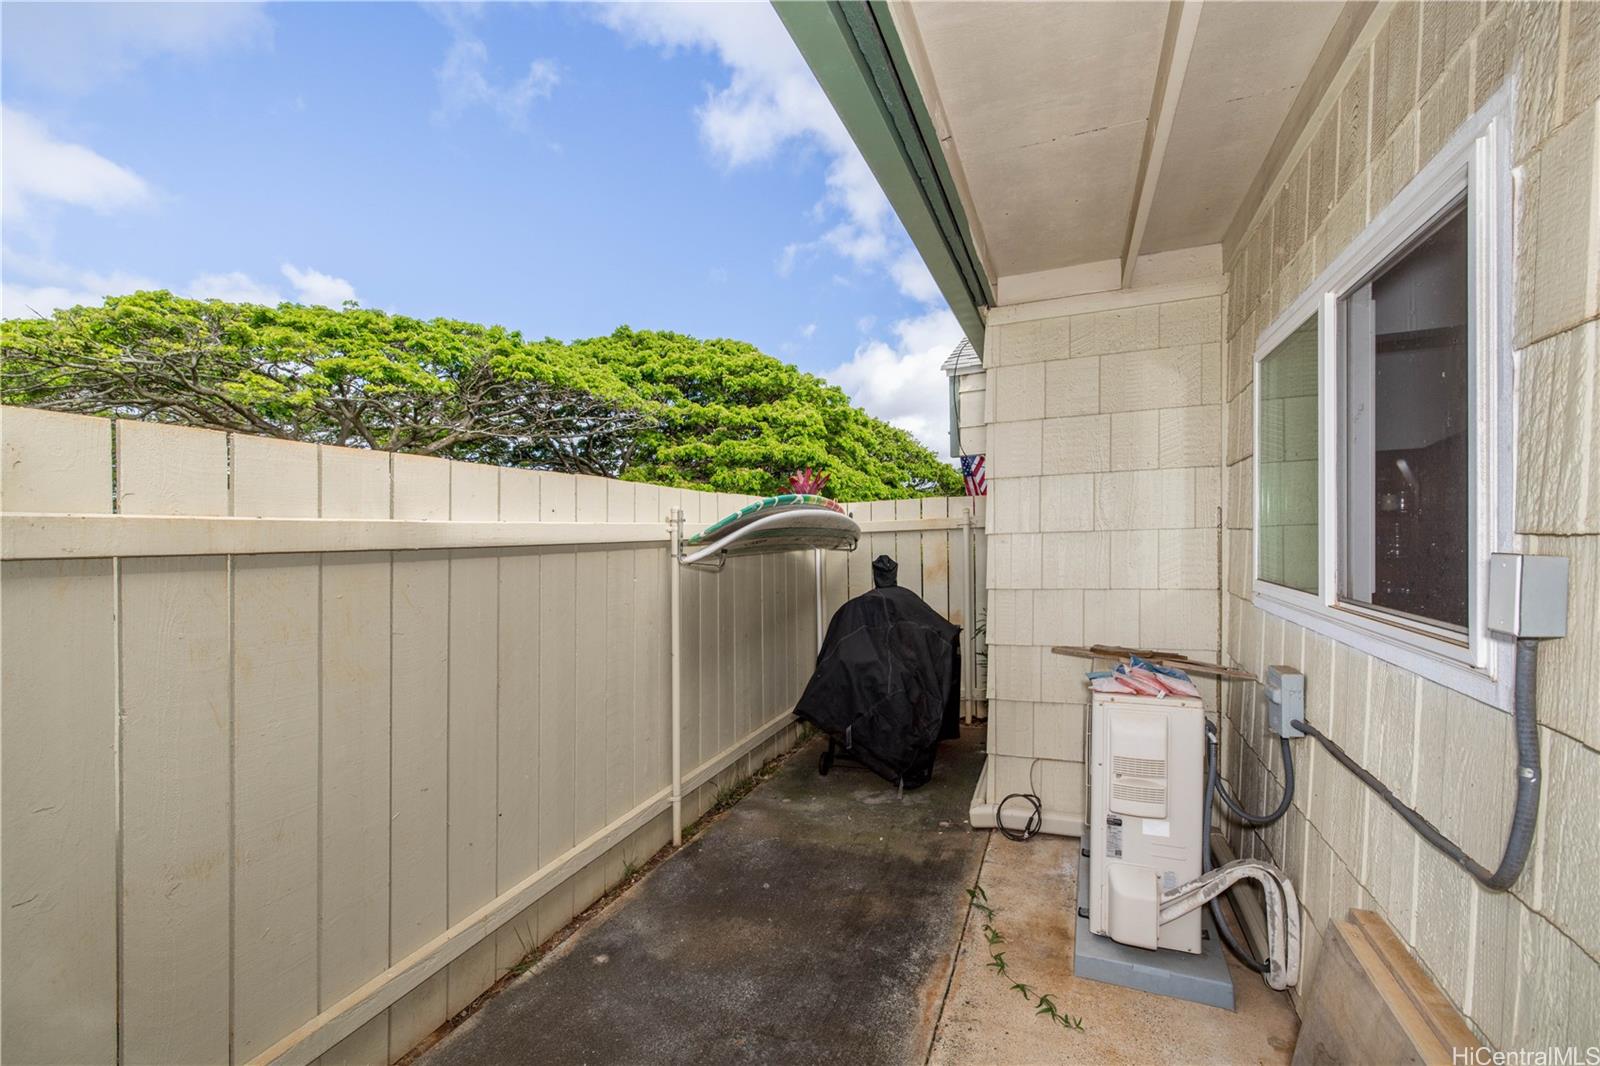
[538,473,576,522]
[694,562,719,781]
[120,556,233,1065]
[536,551,577,937]
[447,548,500,1012]
[319,553,392,1007]
[389,548,450,1049]
[494,548,542,973]
[320,448,392,520]
[717,561,740,753]
[449,461,499,522]
[920,497,950,618]
[570,550,608,912]
[392,455,450,521]
[117,420,231,517]
[498,468,541,522]
[894,498,923,598]
[0,406,113,513]
[606,550,638,820]
[232,435,320,518]
[1,559,118,1065]
[679,564,703,777]
[574,475,607,523]
[232,554,321,1062]
[635,546,666,800]
[118,422,234,1064]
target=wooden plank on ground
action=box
[1,559,118,1065]
[1292,909,1482,1066]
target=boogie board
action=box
[681,494,859,563]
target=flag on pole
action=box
[960,454,987,496]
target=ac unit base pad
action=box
[1073,854,1236,1011]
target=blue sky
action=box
[1,1,964,450]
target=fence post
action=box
[669,507,684,846]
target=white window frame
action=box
[1252,83,1518,712]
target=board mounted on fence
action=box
[678,494,860,568]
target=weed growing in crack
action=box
[964,882,1085,1032]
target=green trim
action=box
[774,0,990,357]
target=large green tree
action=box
[1,292,961,499]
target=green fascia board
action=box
[774,0,991,358]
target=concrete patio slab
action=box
[928,833,1300,1065]
[417,727,988,1066]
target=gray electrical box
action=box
[1264,665,1305,738]
[1486,553,1569,638]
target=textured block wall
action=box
[1219,0,1600,1049]
[981,289,1226,823]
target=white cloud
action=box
[800,322,817,340]
[433,8,559,128]
[825,307,964,454]
[600,2,939,304]
[1,253,158,318]
[189,271,284,305]
[1,107,152,226]
[281,264,359,307]
[1,3,270,94]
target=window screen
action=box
[1258,317,1319,594]
[1339,197,1470,630]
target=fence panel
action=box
[0,407,984,1066]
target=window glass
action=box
[1339,198,1470,630]
[1258,317,1319,594]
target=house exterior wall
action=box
[979,280,1228,826]
[1217,0,1600,1049]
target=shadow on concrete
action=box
[419,726,988,1066]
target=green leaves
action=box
[966,879,1085,1036]
[1,296,963,498]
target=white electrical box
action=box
[1088,691,1205,954]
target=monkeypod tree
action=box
[1,295,962,499]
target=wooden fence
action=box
[0,406,983,1066]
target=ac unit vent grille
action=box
[1113,755,1166,779]
[1112,782,1167,807]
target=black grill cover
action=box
[794,555,961,787]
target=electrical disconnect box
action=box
[1487,553,1569,638]
[1088,691,1204,955]
[1265,665,1305,738]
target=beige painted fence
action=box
[0,405,981,1066]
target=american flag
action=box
[960,454,987,496]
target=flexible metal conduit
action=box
[1292,637,1541,892]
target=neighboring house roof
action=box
[941,337,980,374]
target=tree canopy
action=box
[1,291,962,499]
